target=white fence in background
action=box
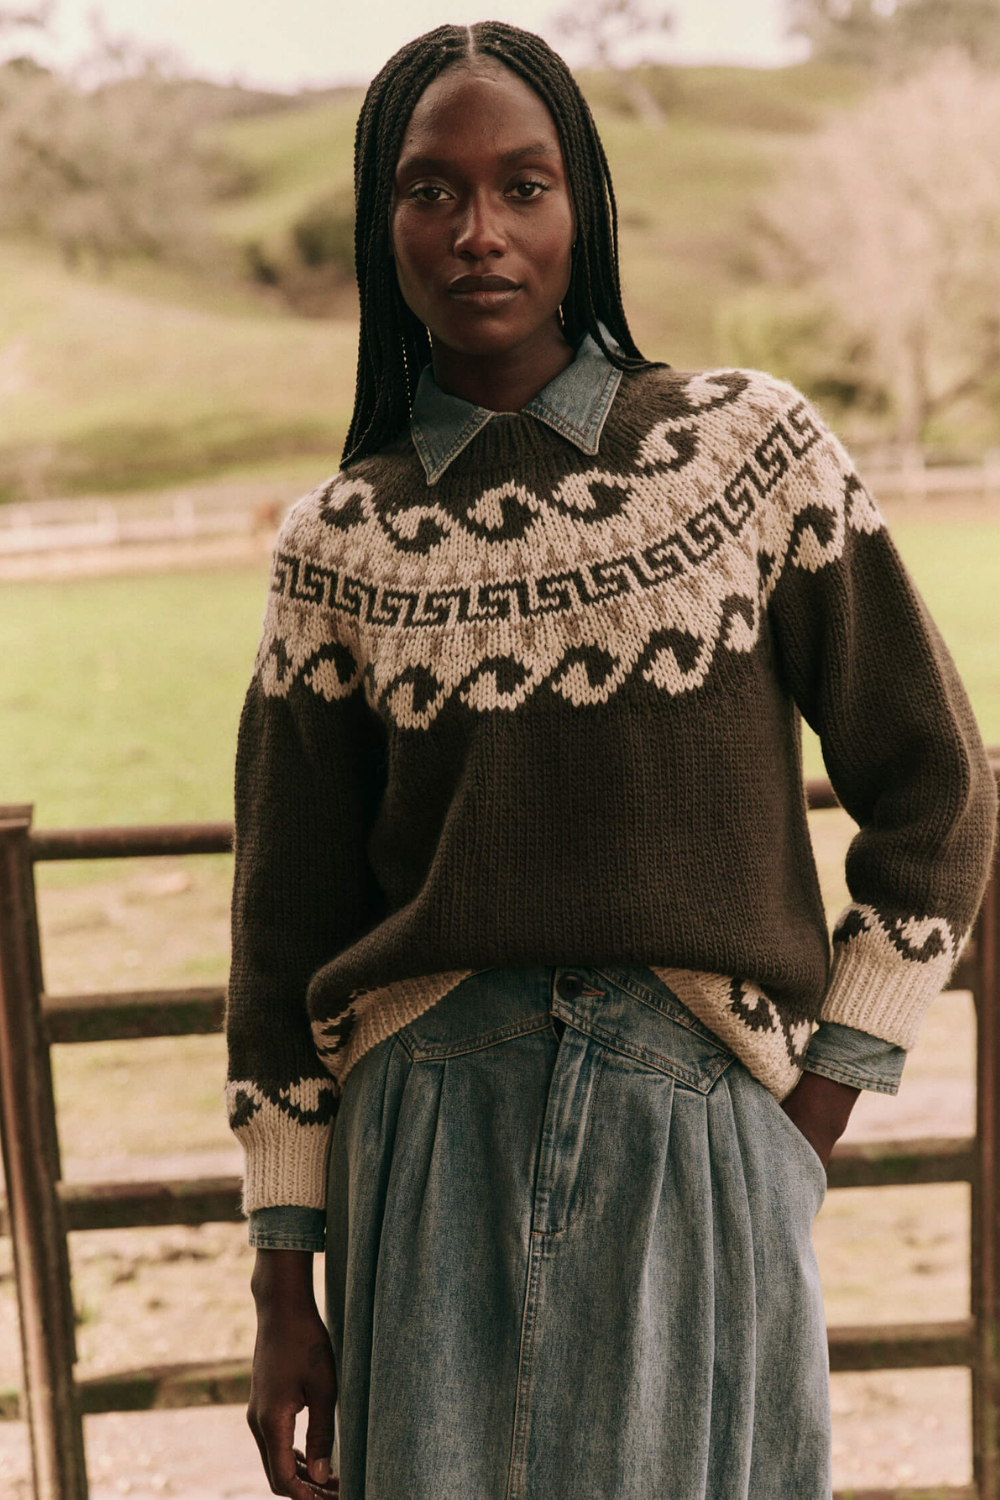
[864,460,1000,505]
[0,481,304,555]
[0,461,998,556]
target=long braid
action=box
[342,22,656,468]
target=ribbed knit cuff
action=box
[820,903,958,1050]
[226,1079,335,1214]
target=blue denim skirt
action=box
[325,966,831,1499]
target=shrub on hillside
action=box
[291,190,354,273]
[245,190,356,317]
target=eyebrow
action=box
[397,141,559,174]
[501,142,556,163]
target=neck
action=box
[431,321,575,412]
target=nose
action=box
[453,191,507,260]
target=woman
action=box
[226,22,997,1500]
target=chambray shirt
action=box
[248,332,906,1253]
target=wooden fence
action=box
[0,775,998,1499]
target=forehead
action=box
[397,62,562,162]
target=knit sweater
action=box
[226,341,997,1214]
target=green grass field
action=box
[0,518,996,836]
[0,566,267,829]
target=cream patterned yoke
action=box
[226,340,997,1214]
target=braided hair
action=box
[342,20,654,467]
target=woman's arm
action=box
[787,1022,905,1165]
[248,1250,339,1498]
[764,387,997,1061]
[228,507,387,1494]
[227,675,385,1217]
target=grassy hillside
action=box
[0,239,356,499]
[212,92,359,243]
[0,62,868,502]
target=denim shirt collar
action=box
[410,329,623,485]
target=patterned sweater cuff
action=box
[819,903,959,1051]
[226,1079,335,1215]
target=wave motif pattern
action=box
[226,1077,338,1131]
[651,967,814,1098]
[257,374,885,730]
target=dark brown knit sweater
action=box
[226,361,996,1213]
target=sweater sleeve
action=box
[226,505,387,1214]
[762,383,997,1050]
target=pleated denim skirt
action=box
[325,965,832,1500]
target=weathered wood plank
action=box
[42,987,225,1043]
[0,1176,243,1236]
[0,1360,252,1419]
[0,1136,972,1240]
[832,1490,976,1499]
[77,1359,252,1414]
[828,1137,973,1188]
[828,1319,975,1372]
[30,824,232,861]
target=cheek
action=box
[390,213,432,304]
[541,225,574,299]
[391,205,434,264]
[535,207,575,277]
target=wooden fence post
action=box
[974,853,1000,1499]
[0,807,88,1500]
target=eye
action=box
[508,179,550,201]
[409,183,451,203]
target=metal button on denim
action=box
[556,973,584,1001]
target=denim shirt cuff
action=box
[248,1205,326,1252]
[802,1020,907,1095]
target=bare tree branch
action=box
[0,4,52,33]
[551,0,674,126]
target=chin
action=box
[433,312,555,358]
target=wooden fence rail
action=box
[1,774,999,1499]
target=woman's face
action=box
[391,62,576,363]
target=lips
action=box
[448,274,519,293]
[446,273,521,310]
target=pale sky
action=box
[8,0,805,90]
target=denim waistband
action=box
[397,965,735,1097]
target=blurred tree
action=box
[551,0,675,125]
[0,4,51,32]
[752,52,1000,445]
[0,29,233,269]
[788,0,1000,68]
